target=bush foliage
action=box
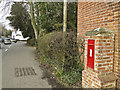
[37,31,84,86]
[27,38,36,46]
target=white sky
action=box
[0,0,25,30]
[0,1,12,30]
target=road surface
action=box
[2,41,52,88]
[0,44,2,89]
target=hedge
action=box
[27,38,36,46]
[37,31,84,86]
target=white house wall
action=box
[11,30,29,40]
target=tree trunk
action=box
[30,2,38,40]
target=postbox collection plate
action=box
[87,39,95,69]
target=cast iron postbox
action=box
[87,39,95,69]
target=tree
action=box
[1,25,11,37]
[6,2,34,38]
[28,1,77,38]
[67,2,77,31]
[35,2,63,34]
[29,2,64,38]
[35,2,77,33]
[29,2,38,40]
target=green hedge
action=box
[37,31,84,86]
[27,38,35,46]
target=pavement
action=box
[0,45,2,89]
[2,41,52,88]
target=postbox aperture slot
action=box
[90,49,92,57]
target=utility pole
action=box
[63,0,67,32]
[62,0,67,71]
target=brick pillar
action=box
[82,28,118,88]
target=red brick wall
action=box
[82,34,116,88]
[77,2,120,88]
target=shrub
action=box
[38,31,78,69]
[27,38,35,46]
[38,32,63,68]
[61,57,84,85]
[37,31,84,86]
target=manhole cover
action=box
[15,67,37,77]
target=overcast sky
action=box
[0,0,25,30]
[0,0,12,30]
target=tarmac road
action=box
[0,45,2,89]
[2,41,52,88]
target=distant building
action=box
[11,29,29,40]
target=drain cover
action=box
[15,67,37,77]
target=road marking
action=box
[5,49,8,52]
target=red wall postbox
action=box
[87,39,95,69]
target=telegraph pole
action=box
[63,0,67,32]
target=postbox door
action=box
[87,39,95,69]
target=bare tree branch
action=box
[0,0,12,19]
